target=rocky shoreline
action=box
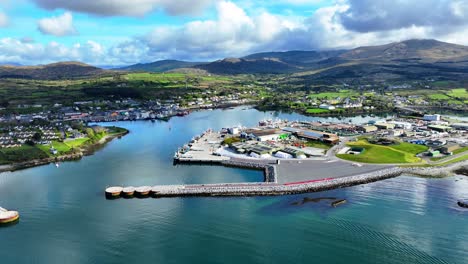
[402,160,468,177]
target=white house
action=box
[319,104,336,110]
[423,114,441,121]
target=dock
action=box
[174,130,229,164]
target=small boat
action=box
[105,186,123,199]
[55,162,60,168]
[0,207,19,225]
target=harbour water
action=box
[0,107,467,264]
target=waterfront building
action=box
[423,114,441,121]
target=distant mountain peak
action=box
[117,60,204,72]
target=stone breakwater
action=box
[146,167,405,198]
[108,160,468,199]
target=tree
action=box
[85,128,95,138]
[32,132,42,142]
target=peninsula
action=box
[0,124,128,172]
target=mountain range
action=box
[2,39,468,81]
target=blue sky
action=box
[0,0,468,66]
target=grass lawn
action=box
[336,139,428,164]
[389,142,429,155]
[305,141,332,150]
[409,154,468,168]
[65,138,90,148]
[428,93,450,100]
[453,146,468,155]
[308,90,358,99]
[447,88,468,99]
[306,108,330,114]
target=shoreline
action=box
[0,129,129,174]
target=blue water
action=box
[0,107,466,264]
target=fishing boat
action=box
[0,207,19,225]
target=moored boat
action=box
[105,186,123,199]
[0,207,19,225]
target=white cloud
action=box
[37,12,77,36]
[0,38,114,65]
[5,0,468,66]
[339,0,468,33]
[137,1,303,60]
[32,0,214,17]
[0,12,8,27]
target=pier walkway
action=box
[107,167,404,198]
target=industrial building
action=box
[428,125,452,132]
[452,123,468,130]
[423,114,441,121]
[282,127,339,144]
[375,122,396,130]
[440,143,460,154]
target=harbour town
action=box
[105,111,468,200]
[2,107,467,264]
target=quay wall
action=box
[220,159,278,183]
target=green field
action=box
[306,108,330,114]
[337,139,428,164]
[0,145,49,164]
[428,93,450,100]
[305,141,332,150]
[0,127,129,165]
[410,154,468,168]
[447,88,468,99]
[65,138,90,148]
[453,146,468,155]
[308,90,358,99]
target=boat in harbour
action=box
[0,207,19,225]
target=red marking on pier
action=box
[283,178,334,186]
[184,183,279,189]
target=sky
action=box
[0,0,468,66]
